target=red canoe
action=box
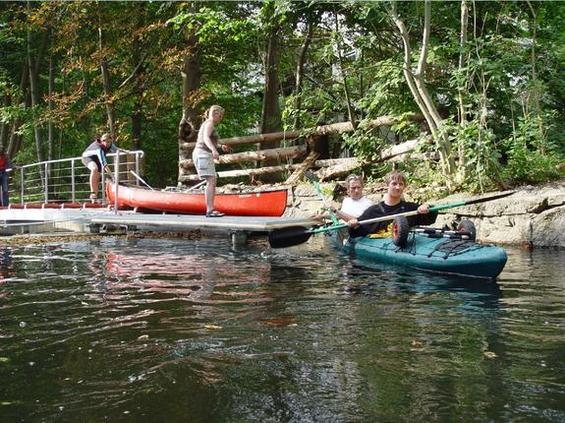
[105,182,288,217]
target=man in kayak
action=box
[82,133,128,203]
[334,173,374,221]
[313,173,373,222]
[348,170,437,238]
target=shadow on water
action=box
[327,245,503,311]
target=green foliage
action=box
[438,120,502,192]
[342,129,386,163]
[358,58,417,117]
[501,113,563,184]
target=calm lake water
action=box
[1,235,564,422]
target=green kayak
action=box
[332,230,508,280]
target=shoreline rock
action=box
[283,179,565,248]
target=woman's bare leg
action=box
[88,164,101,197]
[205,175,216,213]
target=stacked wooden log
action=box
[178,113,426,184]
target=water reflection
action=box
[0,247,13,298]
[0,238,563,422]
[332,252,503,313]
[0,246,12,271]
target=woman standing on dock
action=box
[81,133,125,203]
[193,105,232,217]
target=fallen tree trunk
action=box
[313,157,358,167]
[178,163,301,182]
[285,151,320,185]
[316,139,421,181]
[181,113,423,150]
[317,158,362,181]
[380,139,420,160]
[179,145,307,170]
[180,138,425,182]
[180,131,301,152]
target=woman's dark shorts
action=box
[82,156,102,172]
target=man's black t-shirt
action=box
[349,200,437,238]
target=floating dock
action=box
[0,206,317,247]
[1,152,319,247]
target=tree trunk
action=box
[316,138,423,181]
[284,151,320,185]
[526,1,544,150]
[334,11,356,129]
[457,0,470,179]
[131,10,145,151]
[48,55,54,161]
[27,24,45,166]
[414,1,443,131]
[179,138,425,183]
[391,5,436,133]
[293,22,313,129]
[261,23,282,135]
[260,6,283,182]
[98,26,115,135]
[7,120,22,158]
[458,0,469,126]
[0,96,7,148]
[317,158,362,181]
[179,164,301,182]
[179,145,307,170]
[181,114,423,150]
[7,61,28,156]
[178,28,202,184]
[391,0,455,184]
[180,130,300,152]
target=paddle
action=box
[268,190,515,248]
[303,170,339,225]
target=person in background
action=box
[0,146,14,207]
[314,173,373,222]
[81,133,128,203]
[192,105,232,217]
[334,174,374,221]
[348,170,437,238]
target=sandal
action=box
[206,210,224,218]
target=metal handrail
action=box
[6,150,145,205]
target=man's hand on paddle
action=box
[311,211,327,222]
[417,204,431,214]
[347,217,359,228]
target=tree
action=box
[0,1,561,191]
[390,0,456,184]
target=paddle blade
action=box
[269,226,313,249]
